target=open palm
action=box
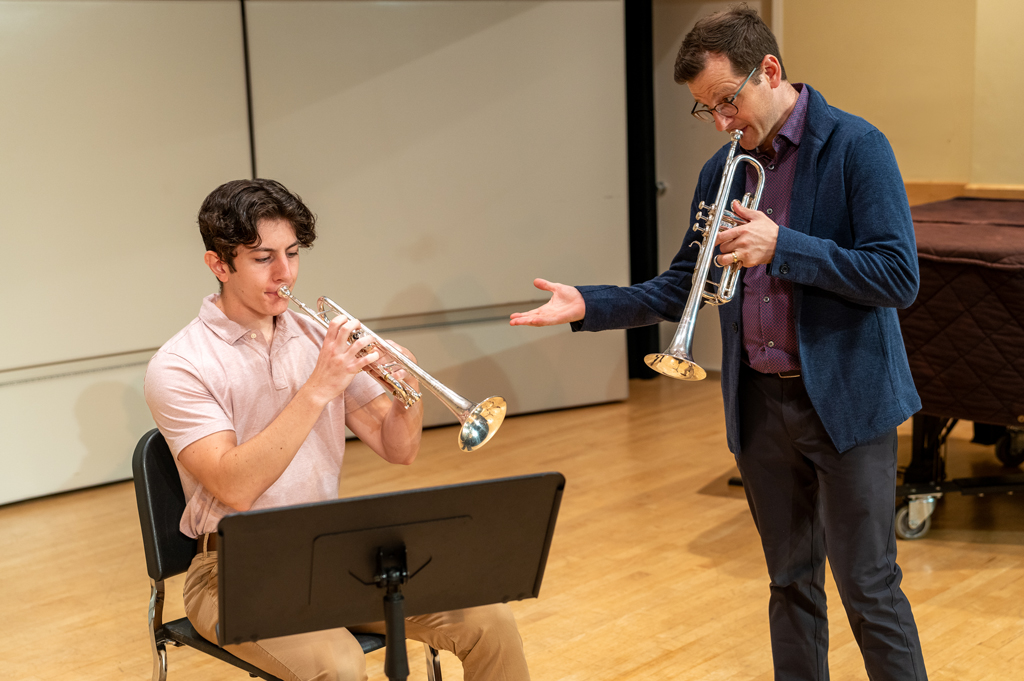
[509,278,586,327]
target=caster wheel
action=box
[995,429,1024,467]
[895,503,931,540]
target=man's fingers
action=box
[533,277,556,292]
[510,312,540,326]
[732,200,756,215]
[510,307,550,327]
[356,350,380,371]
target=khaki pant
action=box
[184,548,531,681]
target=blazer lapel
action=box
[788,85,837,236]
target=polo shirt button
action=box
[768,341,775,348]
[766,208,773,215]
[250,333,257,340]
[768,164,776,171]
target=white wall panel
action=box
[0,0,249,503]
[0,0,251,371]
[246,0,630,316]
[0,357,153,505]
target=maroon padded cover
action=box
[898,198,1024,427]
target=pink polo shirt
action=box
[144,294,385,538]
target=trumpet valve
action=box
[721,210,744,228]
[385,376,422,408]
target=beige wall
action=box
[972,0,1024,187]
[784,0,1024,195]
[784,0,977,185]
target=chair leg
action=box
[151,640,168,681]
[148,580,168,681]
[423,644,442,681]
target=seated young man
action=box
[144,178,530,681]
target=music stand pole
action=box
[377,547,410,681]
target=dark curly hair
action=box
[674,4,786,85]
[198,178,317,271]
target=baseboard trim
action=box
[904,182,966,206]
[962,183,1024,200]
[905,181,1024,206]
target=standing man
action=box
[145,178,530,681]
[511,6,927,680]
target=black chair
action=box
[132,428,442,681]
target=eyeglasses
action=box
[691,65,758,122]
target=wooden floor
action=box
[3,375,1024,680]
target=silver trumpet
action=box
[278,285,506,451]
[645,129,765,381]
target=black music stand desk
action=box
[216,472,565,681]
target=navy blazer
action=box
[575,85,921,454]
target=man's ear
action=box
[763,54,784,88]
[204,251,231,283]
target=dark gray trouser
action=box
[736,366,928,681]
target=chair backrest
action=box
[133,428,198,582]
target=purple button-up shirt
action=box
[740,83,808,374]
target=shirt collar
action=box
[198,293,301,345]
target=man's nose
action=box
[272,255,293,281]
[713,110,733,132]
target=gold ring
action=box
[731,252,739,265]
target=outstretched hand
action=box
[509,278,586,327]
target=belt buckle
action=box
[777,370,801,379]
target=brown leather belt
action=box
[197,533,219,553]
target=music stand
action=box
[216,472,565,681]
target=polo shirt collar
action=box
[198,293,301,345]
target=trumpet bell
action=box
[644,353,707,381]
[459,396,507,452]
